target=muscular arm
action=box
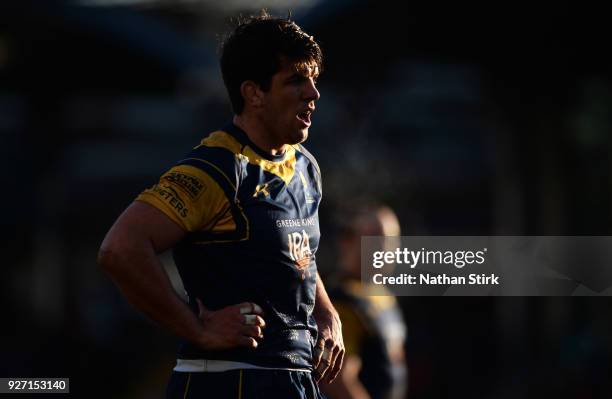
[313,272,341,330]
[98,201,263,350]
[98,201,209,345]
[312,272,345,382]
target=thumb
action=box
[196,298,211,319]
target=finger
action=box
[254,315,266,328]
[327,348,344,383]
[238,336,258,348]
[314,341,334,381]
[312,339,325,369]
[241,325,263,338]
[243,314,266,328]
[314,347,333,382]
[239,302,264,315]
[326,346,340,380]
[196,298,210,319]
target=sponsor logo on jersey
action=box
[288,229,312,279]
[276,217,317,228]
[299,171,315,204]
[152,184,189,218]
[163,171,205,199]
[253,183,270,198]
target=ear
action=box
[240,80,264,109]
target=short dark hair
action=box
[220,11,323,114]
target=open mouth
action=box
[297,110,312,126]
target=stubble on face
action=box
[260,58,320,150]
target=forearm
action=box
[314,272,339,321]
[312,271,345,382]
[98,240,205,347]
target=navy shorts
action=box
[166,369,327,399]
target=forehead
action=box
[277,58,320,77]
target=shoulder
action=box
[177,130,243,189]
[184,130,243,164]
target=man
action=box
[98,12,343,399]
[322,204,407,399]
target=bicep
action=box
[104,200,186,254]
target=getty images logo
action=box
[372,247,488,269]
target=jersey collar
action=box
[223,122,288,162]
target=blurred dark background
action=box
[2,0,612,398]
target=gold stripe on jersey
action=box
[199,130,297,185]
[136,164,235,233]
[183,373,191,399]
[238,370,243,399]
[200,130,243,154]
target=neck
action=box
[233,114,287,156]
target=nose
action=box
[304,78,320,102]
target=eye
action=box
[286,75,305,85]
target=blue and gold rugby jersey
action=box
[136,123,322,370]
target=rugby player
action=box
[98,12,343,398]
[322,204,407,399]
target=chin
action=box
[296,129,309,144]
[287,129,309,145]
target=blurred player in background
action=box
[322,204,407,399]
[98,11,343,399]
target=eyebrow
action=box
[292,62,319,77]
[284,73,318,83]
